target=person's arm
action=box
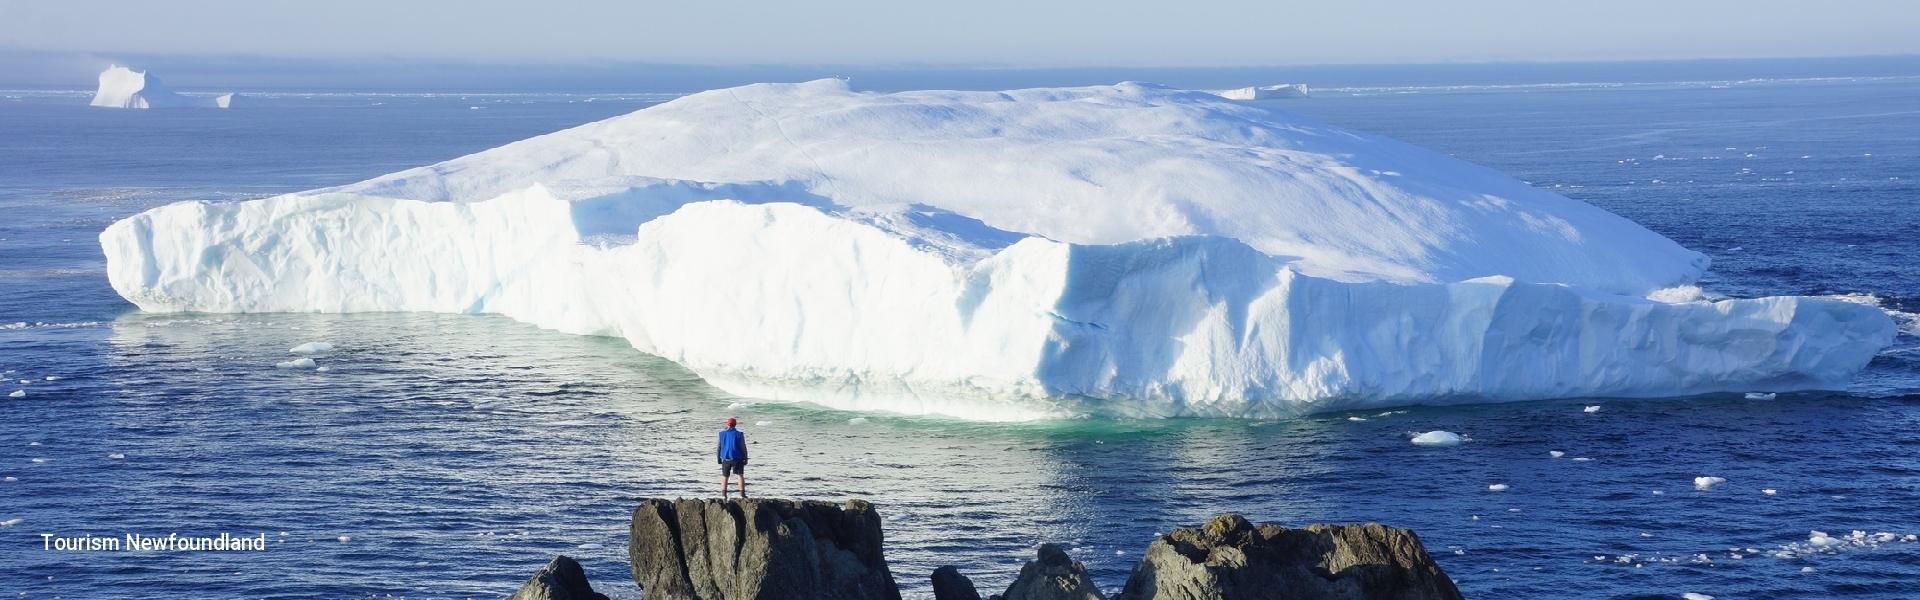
[741,433,748,463]
[717,433,723,463]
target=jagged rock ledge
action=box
[511,499,1463,600]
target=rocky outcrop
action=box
[1113,514,1462,600]
[992,543,1107,600]
[508,555,611,600]
[629,497,901,600]
[931,565,984,600]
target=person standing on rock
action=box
[717,417,749,499]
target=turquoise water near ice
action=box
[0,74,1917,599]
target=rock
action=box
[992,543,1107,600]
[629,497,902,600]
[508,555,611,600]
[932,565,984,600]
[1113,514,1462,600]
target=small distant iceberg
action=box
[1216,84,1309,100]
[90,65,244,109]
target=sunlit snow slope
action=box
[101,80,1895,419]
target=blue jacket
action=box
[717,428,747,462]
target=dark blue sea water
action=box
[1,74,1917,599]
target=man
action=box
[717,417,748,499]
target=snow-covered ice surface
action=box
[99,80,1895,420]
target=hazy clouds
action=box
[4,0,1918,66]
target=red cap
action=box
[726,417,737,426]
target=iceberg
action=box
[1216,84,1310,100]
[90,65,242,109]
[100,80,1896,420]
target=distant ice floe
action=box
[7,390,22,398]
[108,453,125,459]
[1745,392,1776,400]
[1410,431,1463,446]
[1583,405,1602,413]
[1214,84,1310,100]
[727,402,756,411]
[274,358,316,369]
[848,417,869,425]
[1694,476,1726,490]
[0,518,22,527]
[1488,483,1509,491]
[1682,593,1714,600]
[289,342,333,355]
[1549,450,1565,458]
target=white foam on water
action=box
[848,417,869,425]
[1584,405,1602,413]
[29,458,45,463]
[1489,484,1509,491]
[274,358,316,369]
[43,376,57,381]
[1695,476,1726,490]
[289,342,333,355]
[1745,392,1776,400]
[1572,457,1593,462]
[755,420,773,426]
[1764,489,1777,495]
[1550,450,1565,458]
[727,402,756,411]
[337,535,351,542]
[577,543,604,549]
[1348,416,1367,421]
[1652,490,1664,495]
[1410,431,1463,446]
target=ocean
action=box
[1,69,1916,599]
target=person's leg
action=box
[735,471,747,498]
[719,463,731,498]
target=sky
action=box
[4,0,1920,67]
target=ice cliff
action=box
[99,80,1896,420]
[90,65,242,109]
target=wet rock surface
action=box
[1112,514,1463,600]
[629,497,901,600]
[507,555,611,600]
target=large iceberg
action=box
[100,80,1895,420]
[90,65,243,109]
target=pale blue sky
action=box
[3,0,1918,66]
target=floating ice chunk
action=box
[1694,476,1726,490]
[1572,457,1592,462]
[1808,531,1837,546]
[755,420,773,426]
[1453,549,1464,555]
[1680,592,1713,599]
[1763,489,1777,495]
[1641,533,1654,537]
[1488,484,1508,491]
[7,390,21,398]
[1348,416,1367,421]
[43,376,57,381]
[1583,406,1601,413]
[1410,431,1463,446]
[289,342,334,354]
[1550,451,1565,458]
[1508,508,1521,512]
[1745,392,1776,400]
[337,535,351,543]
[2,477,13,482]
[848,417,869,425]
[0,518,21,527]
[727,402,756,411]
[29,458,45,463]
[108,453,125,459]
[275,358,316,369]
[1801,566,1815,573]
[315,366,329,372]
[577,543,604,549]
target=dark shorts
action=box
[720,459,746,477]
